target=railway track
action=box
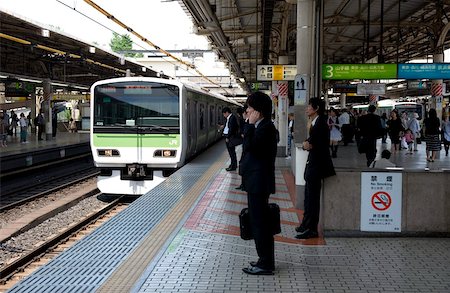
[0,193,130,292]
[0,151,97,210]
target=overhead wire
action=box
[55,0,185,74]
[81,0,231,94]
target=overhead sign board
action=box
[407,80,429,89]
[357,83,386,95]
[257,65,297,81]
[398,63,450,79]
[248,82,270,91]
[361,172,402,232]
[333,83,357,93]
[322,64,397,80]
[5,80,35,97]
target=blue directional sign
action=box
[398,63,450,79]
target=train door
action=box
[187,100,198,156]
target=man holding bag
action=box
[240,92,278,275]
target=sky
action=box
[0,0,209,51]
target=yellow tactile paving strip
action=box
[96,150,229,293]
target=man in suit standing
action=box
[240,92,278,275]
[357,105,383,167]
[222,107,240,171]
[296,98,336,239]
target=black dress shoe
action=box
[249,261,258,267]
[295,229,318,239]
[242,266,274,275]
[226,167,237,171]
[295,225,306,233]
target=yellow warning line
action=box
[97,149,228,293]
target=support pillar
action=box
[30,90,37,133]
[340,93,346,109]
[43,80,52,140]
[431,53,444,120]
[294,0,316,209]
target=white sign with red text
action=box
[361,172,402,232]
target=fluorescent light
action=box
[142,67,147,72]
[239,78,245,83]
[51,82,69,87]
[18,77,42,83]
[89,46,96,53]
[0,75,8,79]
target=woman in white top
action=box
[328,108,342,158]
[407,112,421,151]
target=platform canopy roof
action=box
[1,1,450,96]
[178,0,450,91]
[0,10,161,90]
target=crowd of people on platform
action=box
[307,104,450,166]
[0,108,79,147]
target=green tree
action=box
[109,33,143,58]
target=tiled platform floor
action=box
[135,160,450,293]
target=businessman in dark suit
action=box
[296,98,336,239]
[222,107,240,171]
[240,92,278,275]
[357,104,383,167]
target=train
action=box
[90,77,241,195]
[352,100,425,120]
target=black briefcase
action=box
[239,203,281,240]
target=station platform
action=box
[6,140,450,293]
[0,131,90,174]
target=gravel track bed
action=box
[0,179,107,269]
[0,178,97,229]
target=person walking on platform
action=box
[0,111,8,147]
[358,105,383,167]
[222,107,240,171]
[339,108,351,145]
[295,98,335,240]
[236,106,247,190]
[10,110,18,136]
[19,113,28,143]
[35,110,45,141]
[423,108,441,162]
[240,92,278,275]
[52,107,58,138]
[380,113,388,144]
[386,110,403,154]
[328,108,341,158]
[407,112,421,151]
[442,114,450,156]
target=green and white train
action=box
[90,77,240,195]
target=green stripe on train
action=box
[93,134,180,147]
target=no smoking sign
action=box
[371,191,391,211]
[361,172,402,232]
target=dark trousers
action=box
[38,125,44,140]
[365,138,377,167]
[301,177,322,232]
[226,141,237,168]
[341,124,352,145]
[247,192,274,270]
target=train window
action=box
[209,105,215,126]
[93,81,180,129]
[218,106,223,125]
[199,104,205,130]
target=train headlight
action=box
[98,149,120,156]
[154,150,176,157]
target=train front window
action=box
[94,82,180,130]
